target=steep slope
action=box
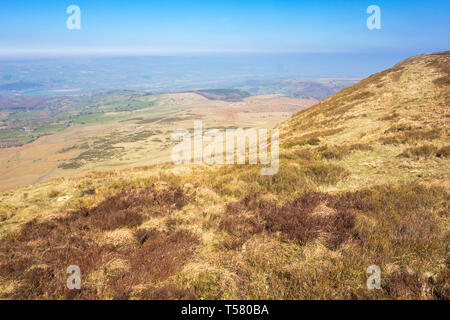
[279,51,449,190]
[0,52,448,300]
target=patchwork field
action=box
[0,92,315,190]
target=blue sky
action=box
[0,0,449,56]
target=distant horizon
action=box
[0,47,442,59]
[0,50,425,64]
[0,52,412,62]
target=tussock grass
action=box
[380,128,443,145]
[398,144,439,159]
[0,183,198,299]
[302,163,350,185]
[1,52,449,300]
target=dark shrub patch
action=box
[91,209,143,231]
[261,193,355,249]
[219,193,266,248]
[349,143,373,151]
[436,145,450,158]
[380,127,442,145]
[136,228,154,245]
[318,145,349,160]
[137,283,197,300]
[384,124,416,133]
[283,128,345,148]
[82,188,96,196]
[48,190,60,198]
[380,112,400,121]
[0,184,193,299]
[306,137,321,145]
[433,75,450,86]
[428,54,450,87]
[316,144,372,160]
[221,192,356,249]
[73,185,188,230]
[108,229,199,298]
[340,184,447,215]
[398,144,438,159]
[302,163,350,185]
[0,218,108,299]
[402,129,442,142]
[383,268,423,299]
[380,136,401,145]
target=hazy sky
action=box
[0,0,449,56]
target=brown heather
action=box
[0,184,198,299]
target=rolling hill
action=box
[0,52,448,300]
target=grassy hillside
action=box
[0,52,448,300]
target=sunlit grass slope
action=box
[0,52,449,299]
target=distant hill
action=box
[290,81,336,100]
[235,78,358,100]
[0,81,43,91]
[195,89,251,102]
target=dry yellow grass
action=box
[0,52,449,300]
